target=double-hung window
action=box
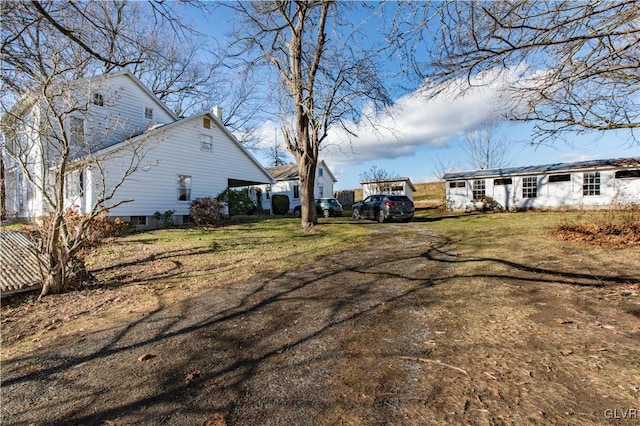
[293,184,300,199]
[200,135,213,152]
[177,175,192,201]
[144,107,154,121]
[92,92,104,106]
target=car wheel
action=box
[293,206,301,217]
[376,210,385,223]
[352,208,361,220]
[322,209,330,218]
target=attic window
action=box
[549,174,571,182]
[200,135,213,152]
[203,117,211,129]
[615,169,640,179]
[144,107,154,120]
[493,178,512,185]
[92,92,104,106]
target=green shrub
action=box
[216,188,256,216]
[153,210,174,228]
[272,194,290,215]
[189,198,226,226]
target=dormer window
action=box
[144,107,154,120]
[92,92,104,106]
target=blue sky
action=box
[181,3,640,191]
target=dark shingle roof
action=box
[0,232,43,296]
[267,163,299,180]
[443,157,640,180]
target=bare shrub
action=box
[555,204,640,246]
[190,197,226,227]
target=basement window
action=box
[130,216,147,226]
[549,174,571,183]
[493,178,512,185]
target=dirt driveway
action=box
[2,222,639,425]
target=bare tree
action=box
[359,165,400,193]
[265,129,292,167]
[462,115,511,170]
[227,1,391,229]
[0,0,185,296]
[400,1,640,143]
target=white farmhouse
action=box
[254,160,337,215]
[2,71,274,227]
[443,157,640,211]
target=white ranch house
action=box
[253,160,337,215]
[2,71,273,227]
[443,157,640,211]
[360,177,417,200]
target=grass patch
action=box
[87,216,371,295]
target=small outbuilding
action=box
[443,157,640,211]
[360,177,417,200]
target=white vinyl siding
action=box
[95,114,271,216]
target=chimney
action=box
[212,106,223,121]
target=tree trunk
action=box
[297,153,318,230]
[0,149,6,221]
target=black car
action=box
[352,194,414,223]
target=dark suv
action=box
[351,194,414,223]
[315,198,344,217]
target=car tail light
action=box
[384,201,394,207]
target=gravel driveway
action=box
[3,224,449,425]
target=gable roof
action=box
[442,157,640,181]
[2,70,178,127]
[266,160,337,182]
[360,177,417,192]
[0,232,44,296]
[94,110,274,184]
[267,163,298,180]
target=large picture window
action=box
[177,175,192,201]
[472,179,485,200]
[583,172,600,196]
[522,176,537,198]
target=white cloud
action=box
[254,68,528,169]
